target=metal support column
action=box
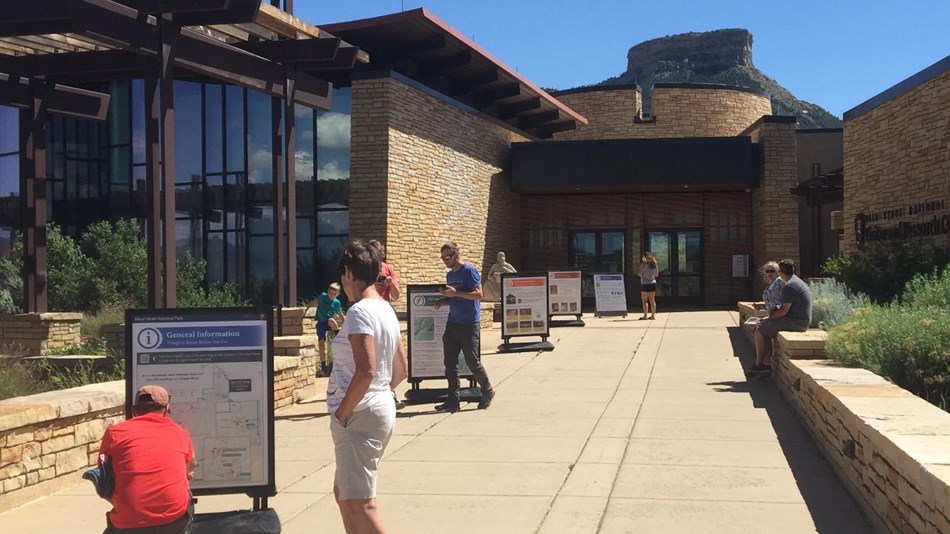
[18,82,48,313]
[284,67,297,304]
[159,17,177,307]
[145,60,162,307]
[271,96,285,307]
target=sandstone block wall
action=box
[771,340,950,533]
[0,313,82,356]
[550,87,642,141]
[748,118,801,295]
[552,85,770,142]
[842,69,950,253]
[350,74,526,297]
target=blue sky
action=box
[301,1,950,119]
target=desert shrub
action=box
[0,357,50,400]
[80,219,149,310]
[810,278,869,330]
[822,241,950,304]
[901,266,950,310]
[0,287,18,315]
[826,304,950,410]
[35,356,123,390]
[176,253,248,308]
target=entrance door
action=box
[645,229,702,306]
[570,230,625,310]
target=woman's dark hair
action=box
[337,240,381,284]
[367,239,387,262]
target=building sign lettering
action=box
[855,199,949,244]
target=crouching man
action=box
[99,385,196,534]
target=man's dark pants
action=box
[443,321,492,403]
[104,501,194,534]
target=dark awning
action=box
[511,137,759,193]
[321,8,586,139]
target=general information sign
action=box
[548,271,582,317]
[126,308,275,496]
[501,272,549,338]
[593,273,627,315]
[407,285,473,382]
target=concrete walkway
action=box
[0,311,874,533]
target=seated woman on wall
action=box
[759,261,785,315]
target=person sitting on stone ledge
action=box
[746,259,812,379]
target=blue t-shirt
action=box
[315,292,342,323]
[446,263,481,324]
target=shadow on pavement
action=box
[713,327,875,534]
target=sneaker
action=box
[745,364,766,377]
[757,365,773,379]
[392,391,406,410]
[435,401,459,413]
[477,389,495,410]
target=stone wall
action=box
[747,117,801,295]
[842,68,950,253]
[350,74,527,300]
[0,313,82,356]
[552,84,770,142]
[770,334,950,533]
[550,86,642,141]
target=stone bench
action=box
[736,301,766,344]
[773,357,950,534]
[775,330,827,359]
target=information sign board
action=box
[548,271,582,317]
[501,272,550,339]
[126,308,275,497]
[407,285,473,382]
[593,273,627,316]
[732,254,750,278]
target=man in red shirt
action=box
[99,385,196,534]
[368,239,401,304]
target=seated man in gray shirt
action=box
[747,259,812,378]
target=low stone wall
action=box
[0,337,319,514]
[770,335,950,533]
[275,306,315,336]
[0,381,124,513]
[0,313,83,356]
[737,301,765,344]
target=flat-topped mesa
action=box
[627,29,754,80]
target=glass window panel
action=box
[316,87,350,211]
[601,232,624,273]
[248,205,272,235]
[0,155,18,197]
[226,85,245,173]
[175,81,202,184]
[316,236,346,291]
[0,226,14,258]
[646,232,671,275]
[678,276,701,297]
[677,231,702,274]
[132,79,145,165]
[175,218,203,261]
[204,84,223,174]
[246,89,272,185]
[207,230,224,285]
[316,178,348,209]
[296,216,313,248]
[108,81,130,145]
[206,175,223,231]
[297,248,317,303]
[110,145,130,187]
[226,231,245,290]
[175,182,203,218]
[316,210,348,235]
[0,106,19,154]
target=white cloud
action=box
[296,150,314,181]
[316,112,350,150]
[318,160,349,182]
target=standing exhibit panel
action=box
[405,284,478,404]
[500,273,555,352]
[548,271,585,326]
[125,307,278,522]
[593,273,628,317]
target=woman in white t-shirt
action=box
[327,240,407,533]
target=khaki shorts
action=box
[758,316,809,339]
[331,401,396,500]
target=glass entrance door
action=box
[570,230,625,310]
[645,229,703,305]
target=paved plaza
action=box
[0,311,874,533]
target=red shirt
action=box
[376,262,399,302]
[99,412,194,529]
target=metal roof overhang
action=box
[0,0,369,110]
[511,137,759,194]
[321,8,586,139]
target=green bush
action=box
[826,304,950,410]
[0,287,18,315]
[902,266,950,310]
[176,253,248,308]
[81,220,149,309]
[809,278,869,330]
[0,357,50,400]
[822,241,950,304]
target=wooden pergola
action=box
[0,0,366,312]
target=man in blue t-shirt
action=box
[433,242,495,412]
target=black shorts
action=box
[641,283,656,293]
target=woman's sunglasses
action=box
[764,269,776,274]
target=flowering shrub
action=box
[809,278,869,330]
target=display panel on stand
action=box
[593,273,628,317]
[548,271,582,318]
[501,272,550,341]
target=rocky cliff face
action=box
[598,29,842,129]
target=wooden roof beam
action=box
[253,2,319,39]
[536,120,577,138]
[518,108,560,130]
[0,73,110,120]
[473,82,520,109]
[497,96,540,120]
[236,37,341,63]
[419,50,470,78]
